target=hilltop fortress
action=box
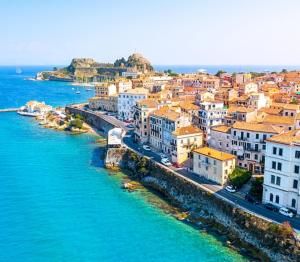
[36,53,153,82]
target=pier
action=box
[0,108,19,113]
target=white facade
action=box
[118,88,148,121]
[263,134,300,214]
[198,101,227,142]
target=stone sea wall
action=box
[117,149,300,262]
[65,106,115,134]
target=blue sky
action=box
[1,0,300,65]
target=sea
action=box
[0,64,289,262]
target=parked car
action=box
[173,162,182,168]
[263,203,279,212]
[159,153,168,159]
[161,158,172,166]
[225,185,236,193]
[245,194,259,204]
[279,207,294,218]
[142,145,151,151]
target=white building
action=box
[197,100,227,142]
[118,88,148,121]
[230,122,284,174]
[209,125,231,153]
[263,130,300,214]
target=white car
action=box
[279,207,294,218]
[225,185,236,193]
[160,153,168,159]
[161,158,172,166]
[142,145,151,151]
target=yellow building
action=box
[193,147,236,185]
[171,126,203,165]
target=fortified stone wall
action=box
[65,106,115,134]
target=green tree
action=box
[69,118,83,129]
[249,177,263,201]
[228,167,252,188]
[215,70,226,77]
[281,68,288,73]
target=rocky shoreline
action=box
[105,148,300,262]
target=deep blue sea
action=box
[0,66,249,262]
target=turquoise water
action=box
[0,67,246,261]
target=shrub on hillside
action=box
[228,167,252,188]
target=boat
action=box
[16,67,23,74]
[17,110,42,117]
[86,88,92,91]
[76,90,81,94]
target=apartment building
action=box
[263,130,300,214]
[118,88,148,121]
[95,83,117,97]
[171,125,203,165]
[88,95,118,112]
[209,125,231,153]
[197,100,227,142]
[133,99,158,143]
[238,82,258,95]
[193,147,236,185]
[230,122,284,174]
[149,108,190,154]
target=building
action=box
[230,122,284,174]
[209,125,231,153]
[116,79,132,93]
[133,99,158,143]
[149,107,190,154]
[193,147,236,185]
[118,88,148,121]
[107,128,124,148]
[263,130,300,214]
[88,95,118,112]
[171,125,203,165]
[238,82,258,95]
[95,83,117,97]
[197,100,227,142]
[235,73,251,84]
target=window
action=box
[254,154,258,160]
[198,155,201,160]
[277,162,282,171]
[262,145,266,150]
[293,179,298,189]
[275,195,279,204]
[270,193,273,202]
[255,144,259,151]
[272,161,276,169]
[233,131,236,136]
[279,148,283,156]
[292,199,296,208]
[256,134,259,139]
[246,132,250,138]
[295,151,300,159]
[271,175,275,184]
[295,165,299,174]
[276,176,281,186]
[213,160,216,165]
[263,134,267,140]
[273,147,277,155]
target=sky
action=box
[1,0,300,65]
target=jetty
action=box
[0,108,19,113]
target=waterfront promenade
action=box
[67,104,300,231]
[0,108,19,113]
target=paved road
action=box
[71,106,300,231]
[123,131,300,231]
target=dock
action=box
[0,108,19,113]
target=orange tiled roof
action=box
[267,130,300,145]
[211,125,231,133]
[193,147,236,161]
[232,121,284,133]
[172,125,203,136]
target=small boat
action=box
[16,67,23,74]
[86,88,92,91]
[76,90,81,94]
